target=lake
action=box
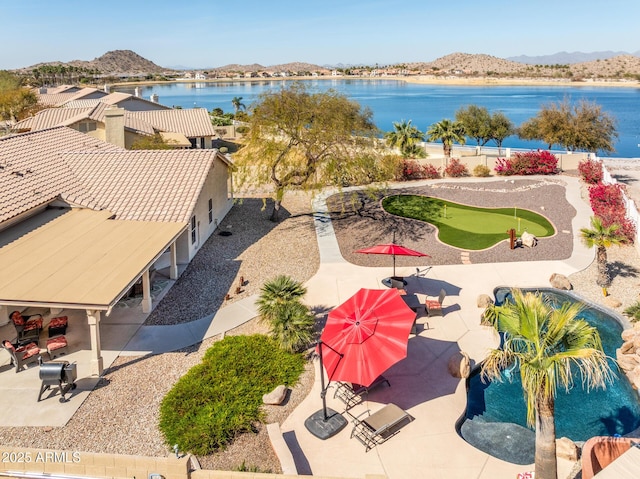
[115,79,640,158]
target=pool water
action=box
[459,288,640,463]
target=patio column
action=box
[86,309,103,376]
[169,242,178,280]
[141,269,152,313]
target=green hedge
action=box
[159,334,304,455]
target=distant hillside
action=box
[210,61,328,73]
[508,51,635,65]
[24,50,168,75]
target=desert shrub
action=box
[588,183,636,242]
[444,158,469,177]
[473,164,492,177]
[159,335,304,455]
[623,301,640,323]
[495,150,559,176]
[235,125,249,135]
[399,159,441,180]
[578,158,604,184]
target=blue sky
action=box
[2,0,638,69]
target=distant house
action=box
[194,72,207,80]
[15,90,218,149]
[0,126,233,375]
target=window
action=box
[190,216,196,244]
[78,121,97,133]
[208,199,213,223]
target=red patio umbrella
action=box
[356,243,430,278]
[320,287,416,387]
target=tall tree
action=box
[482,289,612,479]
[519,98,617,154]
[455,105,491,146]
[580,216,626,296]
[231,96,246,113]
[384,119,425,158]
[234,83,380,221]
[427,118,466,158]
[489,111,515,154]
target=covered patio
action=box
[0,207,185,425]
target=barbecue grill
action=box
[38,361,77,402]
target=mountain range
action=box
[17,49,640,79]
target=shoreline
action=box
[113,75,640,89]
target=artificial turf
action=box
[382,195,555,250]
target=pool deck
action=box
[278,175,594,478]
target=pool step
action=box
[461,251,471,264]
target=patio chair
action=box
[9,311,43,344]
[350,403,413,452]
[2,339,41,373]
[334,375,390,409]
[46,335,69,360]
[425,289,446,317]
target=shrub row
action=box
[159,334,304,456]
[495,150,559,176]
[587,182,635,242]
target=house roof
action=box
[130,109,218,138]
[14,104,216,139]
[0,127,122,224]
[63,149,221,222]
[0,208,185,310]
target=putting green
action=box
[382,195,555,250]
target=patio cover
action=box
[159,131,191,148]
[0,207,186,310]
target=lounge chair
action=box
[9,311,43,344]
[425,289,446,317]
[2,340,41,372]
[334,375,390,409]
[350,403,413,451]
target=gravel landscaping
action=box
[1,177,639,477]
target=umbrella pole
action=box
[304,340,348,440]
[318,340,329,420]
[393,254,396,278]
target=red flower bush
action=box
[578,159,604,184]
[495,150,559,176]
[400,160,441,180]
[444,158,469,178]
[588,183,636,242]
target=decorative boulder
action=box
[604,297,622,309]
[521,231,538,248]
[263,385,288,405]
[620,340,635,354]
[549,273,572,291]
[616,351,639,372]
[477,294,494,308]
[556,437,579,461]
[448,351,471,379]
[622,329,637,341]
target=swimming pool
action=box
[457,287,640,465]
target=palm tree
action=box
[257,275,314,352]
[482,289,613,479]
[426,118,466,159]
[580,216,625,296]
[384,120,425,158]
[231,96,246,113]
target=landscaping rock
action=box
[604,297,622,308]
[556,437,579,461]
[263,385,288,405]
[622,329,637,341]
[448,351,471,379]
[549,273,572,290]
[620,340,635,354]
[616,351,639,372]
[521,231,538,248]
[477,294,494,308]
